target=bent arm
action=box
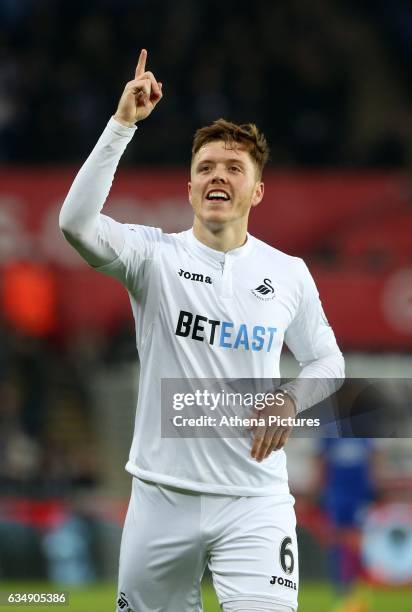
[283,350,345,414]
[59,118,136,266]
[282,259,345,413]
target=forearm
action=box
[59,117,136,265]
[282,351,345,414]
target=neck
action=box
[192,217,248,252]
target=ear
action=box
[188,181,192,205]
[251,181,264,208]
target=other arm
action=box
[282,259,345,413]
[251,259,344,461]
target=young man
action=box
[59,50,344,612]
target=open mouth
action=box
[206,190,231,202]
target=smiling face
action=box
[188,140,264,231]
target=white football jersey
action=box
[60,118,344,496]
[94,223,342,495]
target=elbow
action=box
[60,226,79,247]
[337,350,345,380]
[58,207,73,237]
[326,350,345,393]
[58,207,83,244]
[59,224,85,250]
[58,207,98,255]
[59,224,79,247]
[326,348,345,382]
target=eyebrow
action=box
[196,158,246,167]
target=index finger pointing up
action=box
[135,49,147,78]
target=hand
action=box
[250,393,296,462]
[114,49,163,126]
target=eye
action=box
[199,165,210,173]
[229,165,242,173]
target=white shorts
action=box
[116,478,298,612]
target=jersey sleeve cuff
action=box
[108,116,138,137]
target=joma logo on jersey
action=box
[178,268,212,284]
[252,278,276,301]
[269,576,297,590]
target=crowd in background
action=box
[1,0,412,166]
[0,0,411,501]
[0,322,101,496]
[1,0,412,592]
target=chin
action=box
[203,205,231,218]
[203,212,231,226]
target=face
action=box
[188,140,264,229]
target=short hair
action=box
[191,118,269,179]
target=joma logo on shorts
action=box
[178,268,212,284]
[270,575,297,590]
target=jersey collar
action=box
[184,228,255,262]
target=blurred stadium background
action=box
[0,1,412,610]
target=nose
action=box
[211,171,227,183]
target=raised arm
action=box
[59,49,163,266]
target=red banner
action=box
[0,168,411,349]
